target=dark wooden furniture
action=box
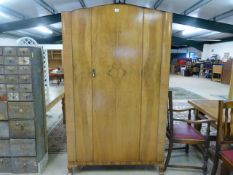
[0,47,47,173]
[211,101,233,175]
[222,60,233,85]
[165,91,213,175]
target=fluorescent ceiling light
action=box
[34,26,53,34]
[0,0,6,4]
[0,11,11,18]
[182,26,205,35]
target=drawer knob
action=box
[0,160,3,163]
[23,163,27,167]
[19,108,23,113]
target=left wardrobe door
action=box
[72,9,93,162]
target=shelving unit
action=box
[212,65,222,82]
[47,50,62,69]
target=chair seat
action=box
[220,150,233,164]
[173,123,205,141]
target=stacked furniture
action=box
[0,46,47,173]
[212,65,223,82]
[62,4,172,174]
[222,60,233,84]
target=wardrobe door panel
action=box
[72,9,93,162]
[92,5,143,162]
[140,9,163,162]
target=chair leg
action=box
[164,139,173,170]
[203,143,209,175]
[185,144,189,153]
[211,153,219,175]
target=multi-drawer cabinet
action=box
[0,46,47,173]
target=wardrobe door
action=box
[72,9,93,162]
[92,5,143,162]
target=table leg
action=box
[62,96,66,124]
[194,109,202,131]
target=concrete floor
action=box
[15,75,230,175]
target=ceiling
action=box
[1,0,233,47]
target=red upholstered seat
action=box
[173,123,205,140]
[220,150,233,163]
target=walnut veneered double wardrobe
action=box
[62,4,172,174]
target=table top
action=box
[45,86,65,112]
[188,100,219,121]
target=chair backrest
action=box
[167,91,174,136]
[217,101,233,144]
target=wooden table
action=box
[188,100,219,121]
[45,87,65,123]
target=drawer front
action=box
[0,102,8,120]
[0,140,10,157]
[17,48,31,56]
[7,93,19,101]
[0,56,3,64]
[0,75,5,83]
[11,157,38,173]
[19,93,33,101]
[0,84,6,93]
[9,120,35,139]
[6,84,18,92]
[18,66,31,74]
[0,48,2,55]
[0,66,4,74]
[5,75,18,84]
[0,158,11,173]
[0,93,7,101]
[5,66,18,74]
[10,139,36,157]
[8,102,34,119]
[18,57,31,65]
[19,75,31,83]
[0,122,9,138]
[3,47,16,56]
[4,57,18,65]
[19,84,32,93]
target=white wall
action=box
[202,41,233,60]
[171,47,202,58]
[0,35,18,46]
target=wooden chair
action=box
[165,91,213,175]
[211,101,233,175]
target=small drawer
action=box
[0,93,7,101]
[19,57,31,65]
[18,66,31,74]
[0,56,3,64]
[0,75,5,83]
[0,140,10,157]
[8,102,34,119]
[5,75,18,83]
[0,84,6,93]
[19,84,32,93]
[0,66,4,74]
[4,66,18,74]
[17,48,31,56]
[4,57,18,65]
[19,93,33,101]
[0,158,11,173]
[9,120,35,139]
[0,102,8,120]
[0,122,9,139]
[10,139,36,157]
[11,157,38,173]
[6,84,18,92]
[3,47,16,56]
[19,75,31,83]
[7,93,19,101]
